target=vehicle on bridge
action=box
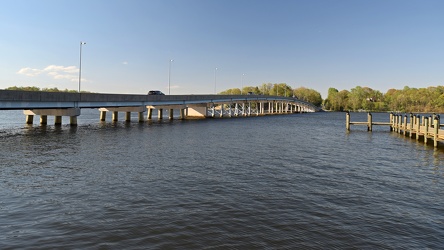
[148,90,165,95]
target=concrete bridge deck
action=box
[0,90,320,125]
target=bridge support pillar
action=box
[26,115,34,124]
[70,116,78,126]
[24,108,80,126]
[112,111,118,122]
[40,115,48,125]
[55,116,62,125]
[147,108,153,120]
[99,107,146,122]
[138,112,144,122]
[187,105,207,119]
[169,109,174,120]
[211,104,215,117]
[100,111,106,121]
[180,108,186,120]
[158,109,163,120]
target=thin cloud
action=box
[17,67,42,77]
[17,65,80,82]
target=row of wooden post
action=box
[390,113,441,147]
[346,112,443,147]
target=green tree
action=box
[293,87,322,106]
[6,86,41,91]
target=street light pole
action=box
[214,67,218,94]
[168,59,173,95]
[241,73,245,95]
[78,41,86,93]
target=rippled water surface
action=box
[1,111,444,249]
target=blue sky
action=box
[1,0,443,98]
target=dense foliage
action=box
[324,86,444,113]
[219,83,323,107]
[4,86,89,93]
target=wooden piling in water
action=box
[434,118,439,147]
[346,112,350,131]
[368,113,372,131]
[389,113,394,131]
[403,115,407,136]
[346,112,443,148]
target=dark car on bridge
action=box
[148,90,165,95]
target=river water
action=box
[1,111,443,249]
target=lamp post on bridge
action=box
[78,41,86,93]
[214,67,218,94]
[241,73,245,95]
[168,59,173,95]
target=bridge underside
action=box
[20,100,314,126]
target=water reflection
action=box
[1,112,444,249]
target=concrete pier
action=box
[23,108,81,126]
[98,106,146,122]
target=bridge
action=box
[0,90,320,125]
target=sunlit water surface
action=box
[1,111,443,249]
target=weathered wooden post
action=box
[398,114,402,134]
[434,117,439,147]
[346,112,350,131]
[429,116,433,130]
[416,115,421,141]
[424,117,429,144]
[367,113,372,131]
[409,113,414,138]
[398,114,402,133]
[389,112,393,131]
[403,115,408,135]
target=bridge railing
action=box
[0,90,319,111]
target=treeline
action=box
[325,86,444,113]
[219,83,323,107]
[4,86,91,93]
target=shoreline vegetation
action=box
[219,84,444,113]
[4,84,444,113]
[4,86,92,93]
